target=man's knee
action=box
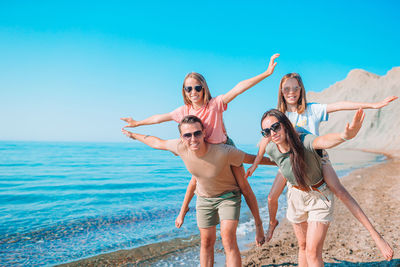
[221,236,238,252]
[201,235,216,248]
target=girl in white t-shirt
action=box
[246,73,396,262]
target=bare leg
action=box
[305,221,330,267]
[266,171,286,241]
[220,220,241,267]
[199,226,216,267]
[323,164,394,261]
[292,222,308,267]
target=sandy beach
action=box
[242,150,400,266]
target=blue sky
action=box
[0,1,399,144]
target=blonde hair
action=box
[182,72,212,106]
[277,73,307,114]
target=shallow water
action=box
[0,141,383,266]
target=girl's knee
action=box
[306,244,321,259]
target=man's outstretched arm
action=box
[122,129,172,151]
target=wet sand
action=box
[242,150,400,266]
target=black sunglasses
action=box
[184,85,203,93]
[182,130,203,140]
[261,121,281,137]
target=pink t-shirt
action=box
[170,95,228,144]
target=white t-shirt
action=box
[286,103,329,135]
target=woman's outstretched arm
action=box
[222,53,279,105]
[312,108,365,150]
[121,112,174,128]
[326,96,397,113]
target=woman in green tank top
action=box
[254,109,393,266]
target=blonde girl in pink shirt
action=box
[122,54,280,239]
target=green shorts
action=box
[196,191,242,228]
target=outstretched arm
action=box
[222,53,279,104]
[122,129,171,151]
[245,137,272,178]
[176,177,196,228]
[312,108,365,149]
[326,96,398,113]
[121,112,174,128]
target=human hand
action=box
[175,208,189,228]
[265,53,280,76]
[245,165,257,179]
[121,129,136,139]
[371,96,398,109]
[121,117,139,128]
[255,223,265,247]
[341,108,365,140]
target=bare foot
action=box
[266,220,279,242]
[255,224,265,247]
[374,235,394,261]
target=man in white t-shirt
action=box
[122,115,270,267]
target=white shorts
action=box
[286,182,334,224]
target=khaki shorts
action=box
[286,182,334,224]
[196,191,241,228]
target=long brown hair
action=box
[182,72,212,106]
[261,109,310,190]
[277,73,307,114]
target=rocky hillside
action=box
[307,67,400,151]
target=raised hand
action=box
[341,108,365,140]
[121,117,139,128]
[371,96,398,109]
[265,53,280,76]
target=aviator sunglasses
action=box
[184,85,203,93]
[261,121,282,137]
[182,130,203,140]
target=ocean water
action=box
[0,141,383,266]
